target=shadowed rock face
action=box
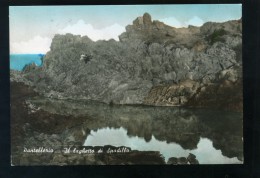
[10,13,242,111]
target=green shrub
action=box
[207,29,227,45]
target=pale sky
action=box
[9,4,242,54]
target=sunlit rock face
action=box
[11,13,242,111]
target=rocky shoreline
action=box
[10,13,242,112]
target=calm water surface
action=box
[84,127,241,164]
[28,97,243,164]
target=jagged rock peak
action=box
[133,13,153,27]
[143,13,152,25]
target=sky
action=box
[9,4,242,54]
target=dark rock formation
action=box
[10,13,242,109]
[167,153,199,165]
[187,153,199,164]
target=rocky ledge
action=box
[10,13,242,111]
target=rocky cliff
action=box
[11,13,242,111]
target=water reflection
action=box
[28,97,243,164]
[84,127,241,164]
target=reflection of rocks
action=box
[26,95,243,161]
[167,157,178,165]
[167,153,199,165]
[187,153,199,164]
[11,81,243,165]
[28,97,203,150]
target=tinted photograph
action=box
[10,4,243,165]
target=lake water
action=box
[28,97,243,164]
[10,54,44,71]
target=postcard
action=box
[10,4,243,165]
